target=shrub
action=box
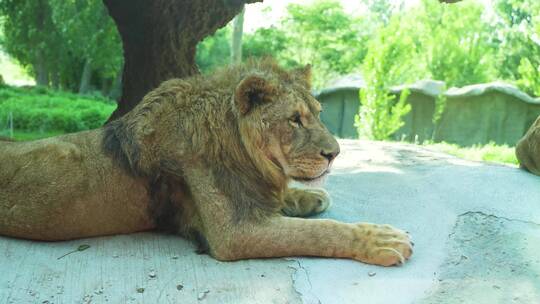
[0,85,115,134]
[355,18,414,140]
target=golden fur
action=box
[0,59,412,266]
[517,116,540,175]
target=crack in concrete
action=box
[287,259,321,304]
[449,211,540,238]
[421,209,540,304]
[459,211,540,226]
[287,263,305,301]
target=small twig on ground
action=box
[57,244,91,260]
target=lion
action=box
[517,116,540,176]
[0,59,412,266]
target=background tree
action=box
[280,1,369,87]
[49,0,122,94]
[243,27,289,62]
[414,0,497,87]
[196,27,232,74]
[0,0,62,86]
[356,16,414,140]
[231,6,245,64]
[0,0,122,94]
[493,0,540,96]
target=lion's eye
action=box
[290,113,303,127]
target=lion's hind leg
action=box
[282,188,331,217]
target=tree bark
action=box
[78,59,93,94]
[108,69,122,101]
[34,51,49,87]
[231,6,245,64]
[51,72,60,90]
[103,0,261,122]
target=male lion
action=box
[0,60,412,266]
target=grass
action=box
[0,130,65,141]
[0,85,115,139]
[423,142,518,166]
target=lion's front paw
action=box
[352,223,413,266]
[282,188,331,217]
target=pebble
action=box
[136,287,145,293]
[368,271,376,277]
[148,271,156,278]
[176,284,184,291]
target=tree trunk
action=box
[34,50,50,87]
[231,6,245,64]
[108,70,122,101]
[51,72,60,90]
[79,59,93,94]
[103,0,261,122]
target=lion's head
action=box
[103,59,340,220]
[104,59,339,188]
[232,64,339,185]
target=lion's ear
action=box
[235,74,276,115]
[293,64,312,89]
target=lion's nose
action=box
[321,147,339,162]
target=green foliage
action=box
[280,0,369,86]
[415,0,497,87]
[243,27,291,64]
[0,130,64,141]
[0,85,115,135]
[517,58,540,97]
[0,0,61,76]
[432,92,447,125]
[0,0,122,93]
[355,18,415,140]
[196,0,370,87]
[49,0,123,81]
[491,0,540,96]
[356,88,411,140]
[196,27,231,74]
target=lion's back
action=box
[0,130,153,240]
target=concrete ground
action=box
[1,139,539,304]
